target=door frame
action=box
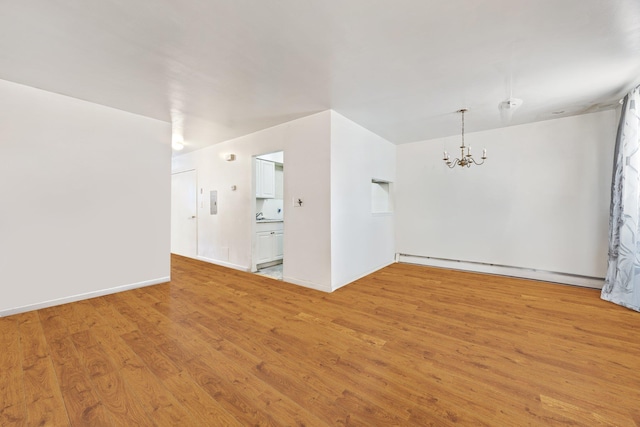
[251,151,284,273]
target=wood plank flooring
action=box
[1,254,639,426]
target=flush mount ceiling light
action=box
[443,109,487,169]
[171,134,185,151]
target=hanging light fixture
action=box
[443,109,487,169]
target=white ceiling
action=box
[2,1,640,153]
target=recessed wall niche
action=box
[371,179,393,214]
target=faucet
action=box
[256,212,264,220]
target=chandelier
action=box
[443,109,487,168]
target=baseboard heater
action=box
[396,253,604,289]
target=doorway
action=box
[253,151,284,280]
[171,170,197,258]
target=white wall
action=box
[396,110,617,285]
[172,111,333,291]
[0,79,171,316]
[172,110,400,292]
[330,111,396,290]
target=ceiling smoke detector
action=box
[498,97,523,122]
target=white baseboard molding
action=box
[398,254,604,289]
[0,276,170,318]
[197,256,251,272]
[332,260,396,292]
[283,276,332,293]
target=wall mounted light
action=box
[225,153,236,161]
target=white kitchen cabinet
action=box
[274,164,284,199]
[274,231,284,259]
[256,230,284,264]
[256,231,275,264]
[256,221,284,265]
[256,159,275,199]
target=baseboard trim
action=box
[332,260,396,292]
[283,276,332,293]
[397,254,604,289]
[0,276,170,317]
[197,256,251,272]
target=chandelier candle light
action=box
[443,109,487,168]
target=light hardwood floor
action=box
[1,255,639,426]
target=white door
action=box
[171,170,197,257]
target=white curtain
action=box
[602,86,640,311]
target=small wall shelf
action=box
[371,179,393,214]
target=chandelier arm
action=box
[445,159,459,168]
[470,157,485,166]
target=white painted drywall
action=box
[396,110,617,280]
[0,79,171,316]
[172,111,333,292]
[330,111,396,290]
